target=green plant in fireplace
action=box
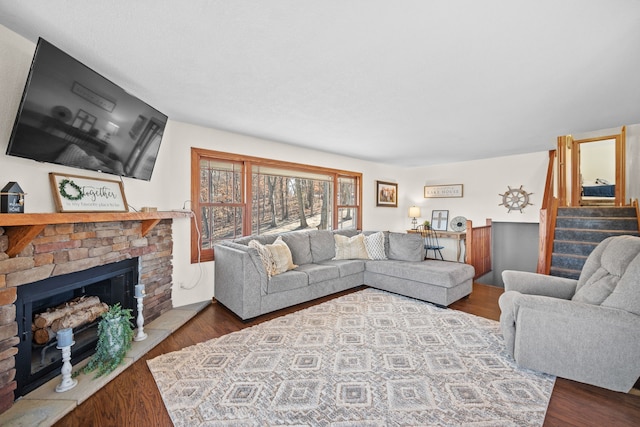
[81,303,134,378]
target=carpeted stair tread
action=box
[553,240,598,256]
[554,228,639,242]
[549,266,581,280]
[556,207,637,217]
[555,217,639,231]
[551,253,588,271]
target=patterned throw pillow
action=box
[364,231,387,260]
[333,234,370,260]
[249,240,276,277]
[249,236,297,277]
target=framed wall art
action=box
[431,209,449,231]
[376,180,397,207]
[49,173,128,212]
[424,184,463,198]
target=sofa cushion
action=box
[282,231,313,265]
[267,270,309,294]
[388,232,425,262]
[309,230,336,262]
[365,260,474,288]
[295,263,340,284]
[319,259,366,277]
[236,234,271,246]
[364,231,387,260]
[333,234,369,260]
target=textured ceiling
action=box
[1,1,639,166]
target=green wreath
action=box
[59,179,84,201]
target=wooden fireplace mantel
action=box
[0,211,192,257]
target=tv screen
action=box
[5,38,167,181]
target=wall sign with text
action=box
[49,173,129,212]
[424,184,464,198]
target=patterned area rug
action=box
[147,289,555,426]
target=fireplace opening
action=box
[15,258,139,397]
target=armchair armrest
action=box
[502,270,577,300]
[510,293,640,392]
[513,293,639,327]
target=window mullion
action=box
[244,160,252,237]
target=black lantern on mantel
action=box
[1,182,25,213]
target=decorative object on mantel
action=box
[376,180,398,207]
[81,303,134,378]
[133,284,148,342]
[1,181,25,213]
[49,172,128,213]
[422,220,431,229]
[450,216,467,232]
[499,185,533,213]
[408,206,421,229]
[424,184,463,198]
[55,328,78,392]
[431,209,449,231]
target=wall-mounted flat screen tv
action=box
[5,38,168,181]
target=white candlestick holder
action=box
[134,295,148,341]
[55,341,78,392]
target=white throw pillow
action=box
[333,234,369,260]
[270,236,297,274]
[249,236,297,277]
[364,231,387,260]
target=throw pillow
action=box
[364,231,387,260]
[248,236,297,277]
[333,233,369,260]
[270,236,297,274]
[248,240,276,277]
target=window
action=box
[191,148,362,262]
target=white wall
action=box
[580,139,615,185]
[403,152,549,260]
[1,25,553,306]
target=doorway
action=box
[558,126,626,206]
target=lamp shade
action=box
[408,206,421,218]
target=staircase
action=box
[550,206,640,279]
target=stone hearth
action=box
[0,218,176,414]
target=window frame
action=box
[191,147,362,262]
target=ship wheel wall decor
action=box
[499,185,533,213]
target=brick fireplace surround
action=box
[0,212,187,414]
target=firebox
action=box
[15,258,139,397]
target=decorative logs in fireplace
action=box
[32,296,109,345]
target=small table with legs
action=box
[407,229,466,262]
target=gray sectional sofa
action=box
[214,229,475,320]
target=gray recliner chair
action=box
[498,235,640,392]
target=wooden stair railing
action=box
[465,218,492,279]
[537,150,558,274]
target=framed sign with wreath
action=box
[49,173,128,212]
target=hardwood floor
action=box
[55,283,640,427]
